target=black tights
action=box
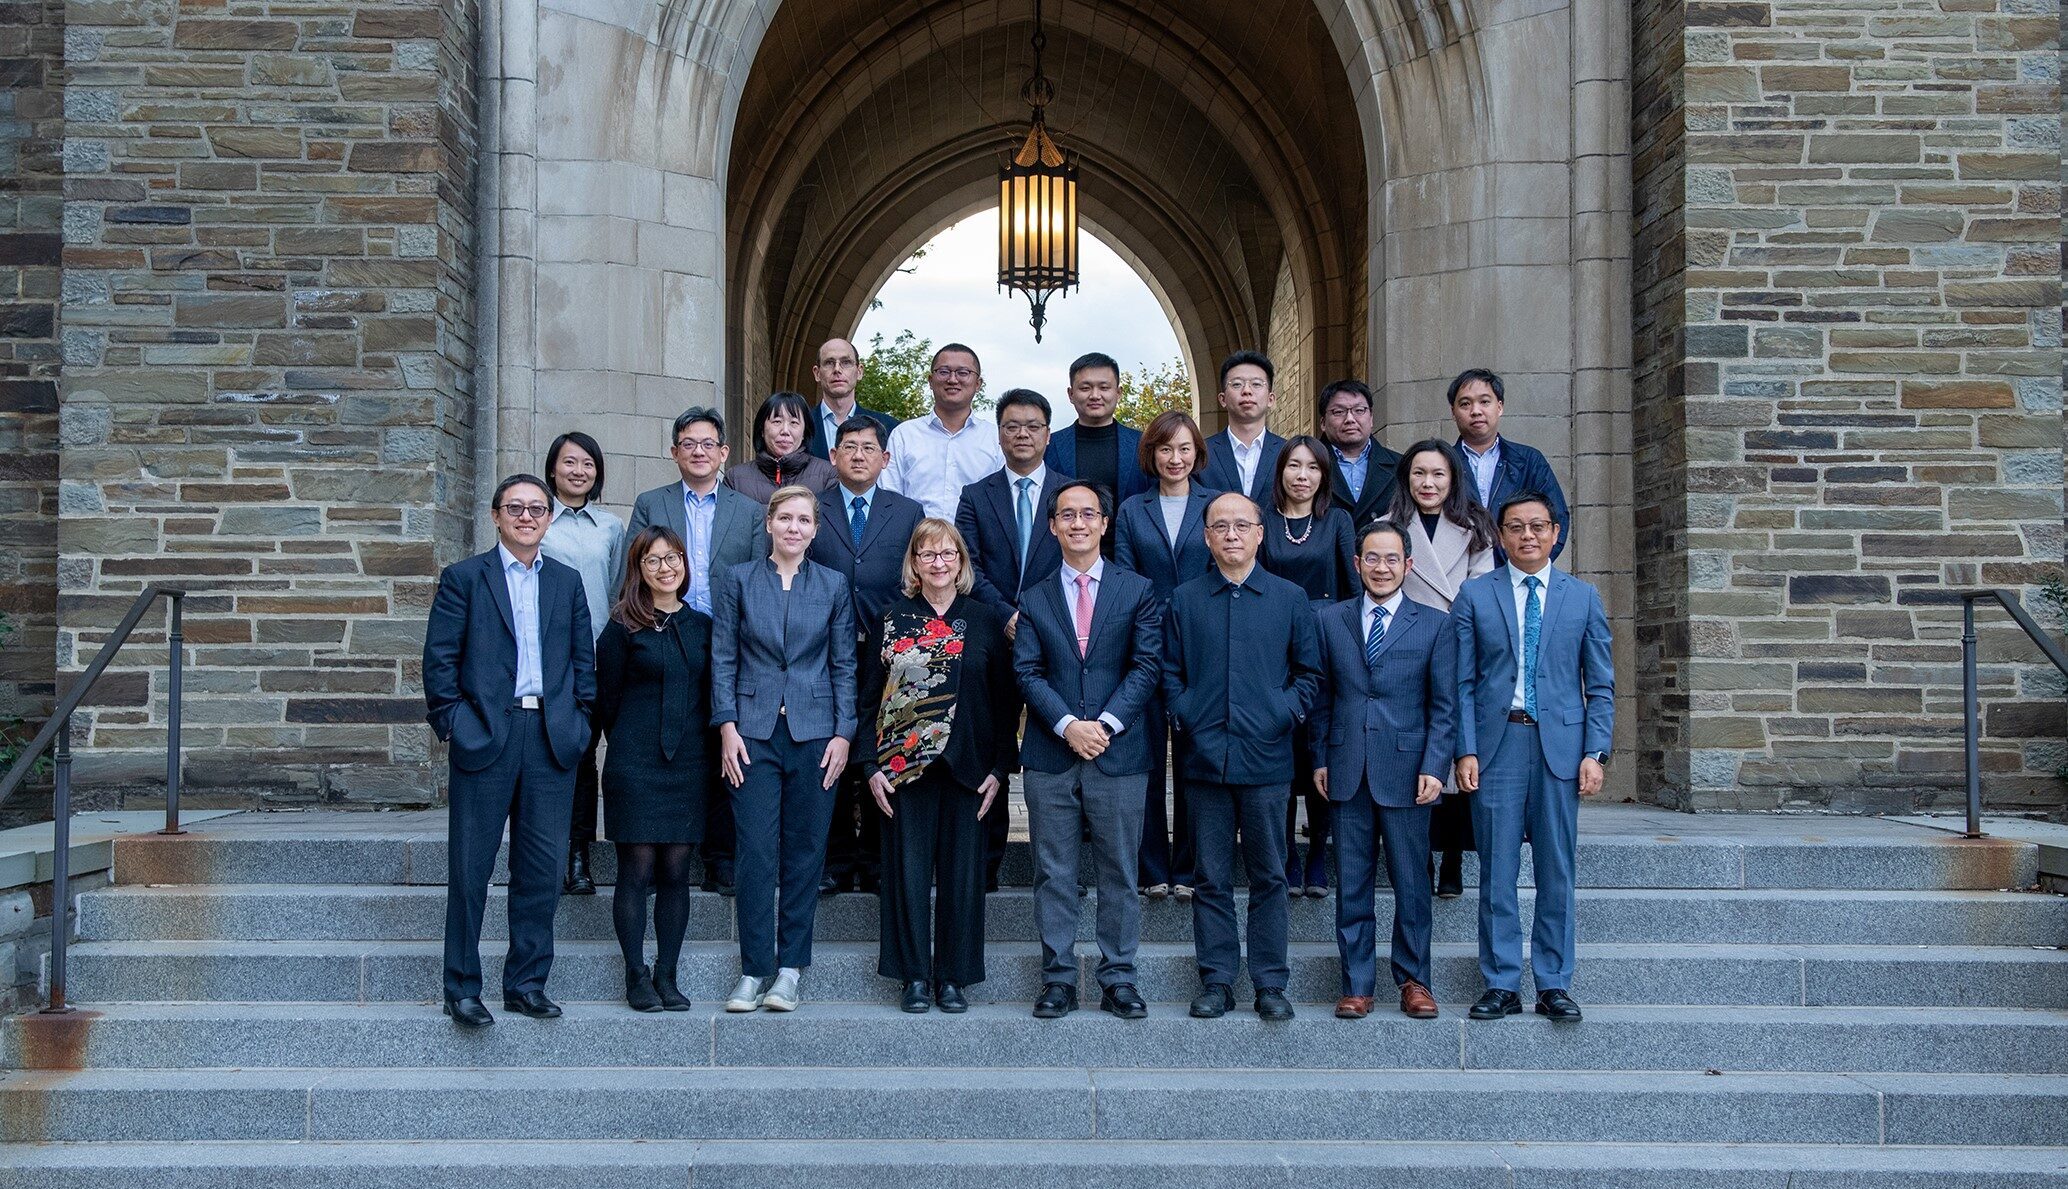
[612,843,695,975]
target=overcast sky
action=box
[855,209,1183,427]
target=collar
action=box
[1061,556,1105,585]
[497,543,542,574]
[1229,426,1266,452]
[838,482,878,506]
[1213,563,1261,594]
[551,497,593,523]
[1362,589,1406,622]
[1006,463,1047,489]
[1510,561,1554,590]
[819,397,856,423]
[1459,435,1501,461]
[681,479,719,504]
[1332,441,1371,466]
[927,411,980,437]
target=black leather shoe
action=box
[1100,983,1147,1019]
[625,967,663,1013]
[900,980,931,1013]
[1189,983,1235,1019]
[654,970,692,1011]
[818,873,842,895]
[715,862,737,896]
[1437,850,1464,899]
[1536,988,1584,1022]
[503,989,563,1019]
[1469,988,1523,1020]
[1253,987,1295,1021]
[443,996,493,1028]
[564,844,596,896]
[934,982,968,1013]
[1032,982,1078,1018]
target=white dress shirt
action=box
[1052,557,1126,738]
[1229,427,1266,494]
[498,543,545,699]
[882,412,1005,519]
[1509,561,1553,711]
[1362,588,1406,652]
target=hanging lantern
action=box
[997,3,1077,342]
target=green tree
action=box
[1115,359,1195,428]
[856,331,936,423]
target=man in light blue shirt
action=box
[501,543,545,698]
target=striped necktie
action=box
[1365,604,1388,669]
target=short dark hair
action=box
[1219,349,1274,390]
[752,391,812,454]
[1050,478,1112,520]
[1271,434,1336,514]
[1357,519,1412,559]
[1496,490,1555,527]
[1068,351,1119,385]
[996,388,1052,424]
[835,414,887,449]
[543,431,607,504]
[493,473,551,510]
[1138,409,1207,477]
[1317,378,1373,416]
[1447,368,1504,405]
[932,342,981,371]
[673,406,724,445]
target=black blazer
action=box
[594,610,712,763]
[1013,563,1163,776]
[422,547,595,774]
[807,402,900,460]
[1197,428,1285,505]
[1160,566,1323,786]
[808,485,925,637]
[1046,422,1152,504]
[1329,440,1403,532]
[955,467,1067,621]
[861,595,1018,789]
[1111,483,1218,604]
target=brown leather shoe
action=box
[1334,995,1374,1019]
[1399,981,1439,1019]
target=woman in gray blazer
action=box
[711,485,859,1013]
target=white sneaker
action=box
[762,967,802,1012]
[724,975,768,1012]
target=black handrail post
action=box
[1961,596,1982,840]
[161,592,185,836]
[42,713,72,1014]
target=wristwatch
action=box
[1585,750,1611,767]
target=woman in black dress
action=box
[1258,435,1357,898]
[594,525,714,1012]
[863,519,1017,1014]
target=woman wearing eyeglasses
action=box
[861,520,1017,1013]
[592,526,712,1012]
[725,391,838,503]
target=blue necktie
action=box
[1522,575,1542,718]
[1364,604,1388,669]
[1015,477,1035,569]
[850,495,868,551]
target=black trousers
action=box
[826,766,882,888]
[569,729,601,845]
[443,708,575,1002]
[1431,788,1474,855]
[877,765,988,985]
[1283,728,1331,886]
[732,723,837,977]
[702,782,736,876]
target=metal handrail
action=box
[1960,589,2068,841]
[0,585,190,1013]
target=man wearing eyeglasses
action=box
[629,407,769,893]
[880,343,1004,519]
[1451,492,1614,1025]
[1197,350,1286,504]
[1160,492,1324,1021]
[423,474,597,1028]
[1318,378,1402,532]
[804,337,900,462]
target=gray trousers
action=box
[1189,780,1292,991]
[1023,762,1147,988]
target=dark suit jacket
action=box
[1461,435,1571,563]
[710,558,859,743]
[1013,563,1163,776]
[1160,566,1323,785]
[1112,483,1217,604]
[1045,422,1151,504]
[807,402,900,461]
[1197,428,1285,505]
[626,480,769,595]
[808,484,925,636]
[1309,596,1456,807]
[955,468,1067,621]
[1453,565,1613,781]
[1329,440,1403,532]
[422,547,595,774]
[860,595,1018,790]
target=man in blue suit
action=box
[804,336,899,461]
[422,474,596,1028]
[1310,521,1456,1020]
[1045,351,1150,554]
[1453,492,1614,1023]
[1197,350,1285,503]
[1449,368,1570,564]
[1015,480,1163,1020]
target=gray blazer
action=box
[709,557,858,743]
[626,480,769,585]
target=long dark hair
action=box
[1271,434,1335,515]
[544,431,606,504]
[1383,438,1495,553]
[611,525,689,632]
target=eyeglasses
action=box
[999,420,1048,436]
[641,552,686,571]
[915,549,961,564]
[498,502,550,520]
[1053,509,1103,524]
[1224,379,1270,393]
[931,366,976,380]
[835,442,882,456]
[674,438,723,455]
[1324,404,1371,420]
[1501,520,1555,537]
[1358,552,1405,567]
[1206,520,1260,536]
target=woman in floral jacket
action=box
[862,518,1018,1014]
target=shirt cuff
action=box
[1054,714,1077,737]
[1098,713,1124,736]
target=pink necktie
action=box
[1074,573,1094,657]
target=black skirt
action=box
[597,613,715,845]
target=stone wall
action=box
[1638,0,2066,811]
[55,0,479,807]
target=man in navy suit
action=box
[1197,350,1285,503]
[1014,480,1163,1020]
[1311,521,1456,1020]
[422,474,596,1028]
[1045,351,1149,554]
[805,336,899,461]
[1453,492,1614,1023]
[1162,492,1324,1021]
[1319,379,1402,531]
[1449,368,1570,564]
[810,415,925,894]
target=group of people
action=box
[421,341,1612,1028]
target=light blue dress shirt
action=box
[682,482,719,615]
[498,543,545,699]
[1461,437,1503,507]
[840,482,878,537]
[1333,442,1372,502]
[540,498,623,641]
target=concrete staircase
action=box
[3,806,2066,1187]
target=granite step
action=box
[2,1068,2061,1146]
[57,938,2068,1009]
[8,1002,2067,1074]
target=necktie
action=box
[850,495,868,551]
[1522,574,1542,718]
[1365,604,1388,669]
[1073,573,1094,657]
[1016,477,1035,570]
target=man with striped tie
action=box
[1308,521,1457,1019]
[1451,492,1615,1024]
